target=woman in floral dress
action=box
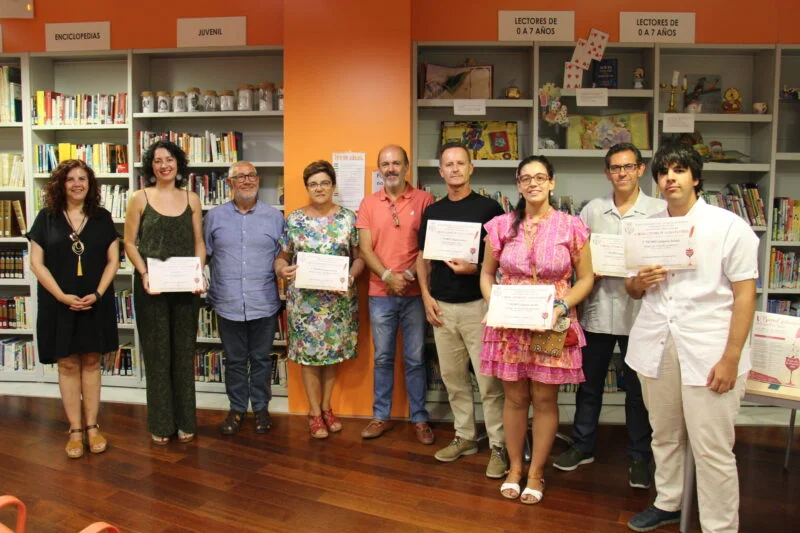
[274,160,364,439]
[480,155,594,504]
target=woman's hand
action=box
[60,294,90,311]
[76,293,99,308]
[141,272,160,295]
[279,264,298,282]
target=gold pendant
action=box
[77,255,83,277]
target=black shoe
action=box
[255,407,272,434]
[628,506,681,532]
[220,410,246,435]
[629,459,652,489]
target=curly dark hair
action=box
[45,159,101,216]
[302,160,337,187]
[140,139,190,188]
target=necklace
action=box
[64,209,88,277]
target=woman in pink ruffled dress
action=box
[480,155,594,504]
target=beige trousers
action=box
[433,299,505,448]
[639,334,745,533]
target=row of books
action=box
[0,297,31,329]
[0,199,26,236]
[34,143,128,174]
[195,350,288,386]
[0,153,24,187]
[772,196,800,241]
[198,307,219,338]
[0,250,27,278]
[190,172,231,207]
[33,91,128,126]
[113,289,134,325]
[0,338,34,371]
[704,184,767,227]
[768,248,800,288]
[137,130,244,163]
[0,66,22,124]
[766,299,800,316]
[99,344,137,376]
[99,184,129,219]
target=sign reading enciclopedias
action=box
[498,11,575,42]
[177,17,246,48]
[45,22,110,52]
[619,12,696,43]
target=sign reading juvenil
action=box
[177,17,246,48]
[620,12,696,43]
[45,22,110,52]
[498,11,575,42]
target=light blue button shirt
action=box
[204,200,285,321]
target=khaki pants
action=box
[433,299,505,448]
[639,334,745,533]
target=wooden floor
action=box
[0,396,797,533]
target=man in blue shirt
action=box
[204,161,285,435]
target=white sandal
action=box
[500,471,523,500]
[520,478,545,505]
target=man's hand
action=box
[422,294,444,327]
[387,274,409,296]
[707,355,739,394]
[444,258,476,275]
[631,265,668,293]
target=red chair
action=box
[0,495,26,533]
[79,523,120,533]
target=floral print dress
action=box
[279,207,359,365]
[480,209,588,383]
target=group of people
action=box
[28,138,757,533]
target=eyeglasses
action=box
[517,174,551,186]
[231,172,258,182]
[307,180,333,189]
[608,163,639,175]
[391,204,400,227]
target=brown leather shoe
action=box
[361,419,391,439]
[414,422,435,445]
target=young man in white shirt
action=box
[554,143,664,489]
[625,141,758,533]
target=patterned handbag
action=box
[529,316,569,358]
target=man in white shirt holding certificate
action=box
[416,142,508,479]
[624,141,758,533]
[554,143,664,490]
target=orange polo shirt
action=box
[356,183,434,297]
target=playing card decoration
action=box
[563,62,583,89]
[570,38,592,70]
[587,28,609,61]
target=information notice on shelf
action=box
[662,113,695,133]
[332,152,366,212]
[576,88,608,107]
[619,12,696,43]
[45,22,110,52]
[498,11,575,42]
[177,17,246,48]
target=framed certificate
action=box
[423,220,482,264]
[147,257,203,293]
[486,284,555,329]
[622,217,696,270]
[294,251,350,292]
[590,233,627,277]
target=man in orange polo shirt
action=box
[356,144,436,444]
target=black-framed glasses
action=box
[231,172,259,182]
[517,174,551,186]
[391,204,400,227]
[608,163,639,175]
[307,180,333,189]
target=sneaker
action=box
[552,445,595,471]
[627,506,681,532]
[485,446,509,479]
[629,459,652,489]
[434,437,479,462]
[219,409,245,435]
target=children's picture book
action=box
[566,112,650,150]
[591,59,618,89]
[683,74,723,113]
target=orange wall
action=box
[283,0,413,416]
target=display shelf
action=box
[0,278,29,286]
[133,161,283,168]
[31,124,129,131]
[0,328,34,335]
[0,187,26,192]
[0,371,39,381]
[0,238,28,244]
[417,159,520,168]
[769,241,800,247]
[417,99,534,108]
[703,163,771,172]
[766,288,800,294]
[539,149,654,158]
[193,381,288,397]
[117,323,135,331]
[776,153,800,161]
[133,111,283,119]
[0,123,23,128]
[33,172,130,179]
[657,113,772,123]
[560,89,655,98]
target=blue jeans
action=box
[218,314,278,413]
[368,295,429,423]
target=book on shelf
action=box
[35,143,128,174]
[138,130,243,164]
[195,347,225,383]
[0,66,22,123]
[197,307,220,339]
[100,344,136,376]
[772,196,800,241]
[0,249,26,278]
[271,351,288,387]
[0,200,27,237]
[189,172,231,207]
[32,91,127,126]
[99,184,129,219]
[704,184,766,228]
[0,338,35,372]
[767,299,800,316]
[0,153,24,187]
[769,248,800,288]
[0,297,31,329]
[113,289,134,325]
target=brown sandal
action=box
[308,414,329,439]
[65,428,84,459]
[321,409,342,433]
[85,424,107,454]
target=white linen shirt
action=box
[580,190,666,335]
[626,198,759,386]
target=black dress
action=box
[27,208,119,363]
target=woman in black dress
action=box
[28,160,120,459]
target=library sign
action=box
[498,11,575,42]
[45,22,110,52]
[177,17,246,48]
[620,12,696,43]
